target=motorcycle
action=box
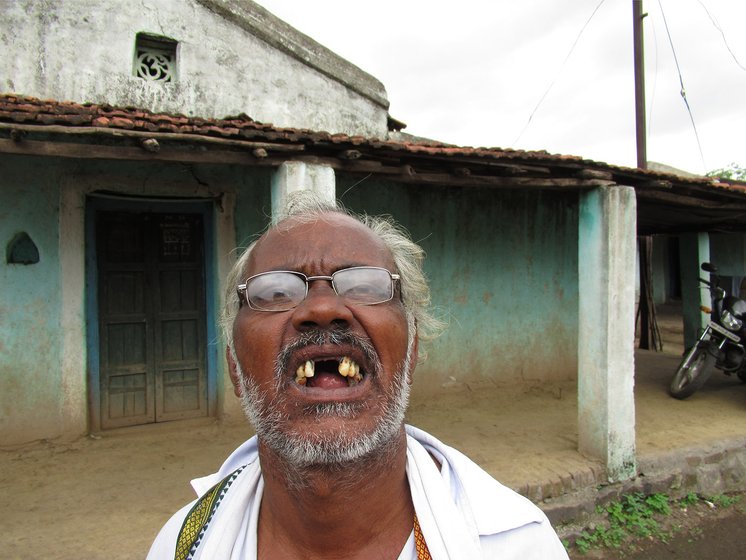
[669,262,746,399]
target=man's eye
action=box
[345,283,377,295]
[248,274,305,307]
[254,287,295,302]
[270,289,294,300]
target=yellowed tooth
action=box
[304,360,314,378]
[296,365,305,378]
[296,377,307,385]
[338,356,351,377]
[350,362,359,378]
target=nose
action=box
[291,279,353,332]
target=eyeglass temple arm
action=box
[237,284,247,306]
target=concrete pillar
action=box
[213,192,241,421]
[59,185,88,440]
[578,186,637,482]
[271,161,336,218]
[679,232,710,349]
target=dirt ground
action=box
[1,379,585,560]
[3,303,746,559]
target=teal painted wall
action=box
[679,232,711,348]
[652,236,668,304]
[2,153,580,441]
[0,154,272,443]
[338,177,579,389]
[1,157,63,443]
[711,233,746,276]
[233,168,273,251]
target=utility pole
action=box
[633,1,661,351]
[633,0,647,170]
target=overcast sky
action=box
[254,0,745,176]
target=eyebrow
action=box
[254,262,376,275]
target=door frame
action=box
[85,195,218,432]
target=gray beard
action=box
[233,330,414,469]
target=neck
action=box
[256,428,414,560]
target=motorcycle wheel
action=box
[669,345,716,399]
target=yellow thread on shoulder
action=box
[173,468,243,560]
[174,482,223,560]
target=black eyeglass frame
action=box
[237,266,401,311]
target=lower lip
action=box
[290,378,370,401]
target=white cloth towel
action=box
[147,425,568,559]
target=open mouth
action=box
[295,356,365,389]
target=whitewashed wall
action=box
[0,0,389,137]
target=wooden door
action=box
[97,211,207,429]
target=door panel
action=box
[97,211,207,429]
[98,214,153,429]
[162,368,202,413]
[108,371,148,419]
[153,215,207,421]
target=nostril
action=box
[298,318,348,332]
[298,320,317,331]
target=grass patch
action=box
[679,492,699,508]
[568,491,741,555]
[573,493,670,554]
[707,494,741,508]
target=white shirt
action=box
[147,425,568,559]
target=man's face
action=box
[230,213,415,466]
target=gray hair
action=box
[221,191,443,356]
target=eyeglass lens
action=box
[246,267,395,311]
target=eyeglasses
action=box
[237,266,400,312]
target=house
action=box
[2,0,745,485]
[1,0,389,138]
[0,0,391,443]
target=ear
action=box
[407,334,419,386]
[226,345,243,398]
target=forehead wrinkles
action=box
[247,213,396,275]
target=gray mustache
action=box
[274,329,380,377]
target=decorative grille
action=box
[134,34,177,82]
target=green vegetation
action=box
[569,491,741,555]
[708,494,741,508]
[707,163,746,181]
[679,491,699,508]
[573,493,670,554]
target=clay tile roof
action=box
[0,93,732,193]
[4,93,746,233]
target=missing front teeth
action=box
[294,357,364,385]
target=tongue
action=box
[309,372,349,389]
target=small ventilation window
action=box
[7,232,39,265]
[134,33,178,82]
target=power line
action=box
[657,0,706,170]
[696,0,746,71]
[513,0,607,146]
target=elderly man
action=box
[148,194,568,559]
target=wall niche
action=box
[7,232,40,264]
